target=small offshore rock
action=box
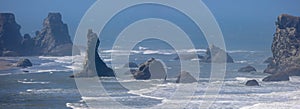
[245,79,259,86]
[238,65,257,72]
[16,58,32,68]
[176,71,197,83]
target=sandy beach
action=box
[0,59,15,70]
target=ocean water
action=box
[1,48,300,109]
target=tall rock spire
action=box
[34,12,73,56]
[0,13,23,55]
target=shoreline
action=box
[0,59,16,71]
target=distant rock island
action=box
[174,45,234,63]
[0,12,77,56]
[263,14,300,81]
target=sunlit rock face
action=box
[264,14,300,81]
[34,13,74,56]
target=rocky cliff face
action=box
[34,13,74,56]
[0,12,76,56]
[264,14,300,81]
[0,13,23,55]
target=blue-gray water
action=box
[1,49,300,109]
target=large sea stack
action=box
[202,45,234,63]
[72,29,115,77]
[263,14,300,81]
[0,12,77,56]
[0,13,23,56]
[34,13,74,56]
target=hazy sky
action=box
[0,0,300,50]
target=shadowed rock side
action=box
[238,65,257,72]
[34,13,75,56]
[0,13,23,56]
[263,14,300,81]
[0,12,78,56]
[71,29,115,77]
[15,58,32,68]
[203,45,234,63]
[263,57,274,64]
[132,58,167,80]
[176,71,197,83]
[245,80,259,86]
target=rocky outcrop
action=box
[202,45,234,63]
[15,58,32,68]
[132,58,167,80]
[173,45,234,63]
[21,34,35,55]
[238,65,257,72]
[34,13,74,56]
[0,12,77,56]
[263,57,274,64]
[263,73,290,82]
[263,14,300,81]
[173,54,204,61]
[176,71,197,83]
[0,13,23,55]
[72,29,115,77]
[245,79,259,86]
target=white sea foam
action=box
[103,58,113,62]
[227,50,256,53]
[18,80,49,84]
[66,102,88,109]
[102,49,142,54]
[235,60,248,63]
[0,73,12,76]
[138,46,148,50]
[241,90,300,109]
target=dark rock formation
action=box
[202,45,234,63]
[173,45,233,63]
[176,71,197,83]
[21,34,35,55]
[263,14,300,81]
[0,12,78,56]
[72,29,115,77]
[0,13,23,55]
[16,58,32,68]
[34,13,74,56]
[263,57,274,64]
[132,58,167,80]
[238,65,257,72]
[245,79,259,86]
[173,54,205,61]
[263,73,290,82]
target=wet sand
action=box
[0,59,15,70]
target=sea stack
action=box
[132,58,167,80]
[0,13,23,56]
[72,29,115,77]
[202,45,234,63]
[0,12,78,56]
[263,14,300,81]
[34,13,74,56]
